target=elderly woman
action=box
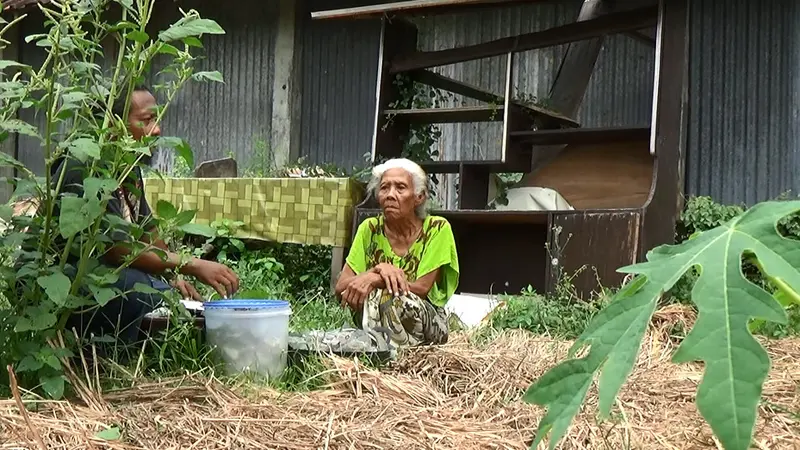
[335,158,459,347]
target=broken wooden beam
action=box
[389,5,658,73]
[311,0,541,20]
[410,69,580,127]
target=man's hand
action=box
[184,259,240,298]
[172,279,202,301]
[341,272,379,312]
[373,263,408,296]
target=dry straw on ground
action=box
[1,305,799,449]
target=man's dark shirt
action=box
[53,157,152,249]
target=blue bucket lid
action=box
[203,299,290,310]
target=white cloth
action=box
[494,187,574,211]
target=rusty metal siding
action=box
[297,0,381,170]
[686,0,800,205]
[147,0,277,173]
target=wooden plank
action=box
[384,106,504,123]
[420,160,530,174]
[510,126,651,145]
[311,0,537,20]
[371,19,419,162]
[390,5,658,73]
[546,211,640,297]
[639,0,689,257]
[458,164,491,209]
[411,70,580,127]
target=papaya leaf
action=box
[527,201,800,450]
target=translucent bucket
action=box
[203,299,292,379]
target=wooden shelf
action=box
[420,160,528,174]
[310,0,541,20]
[384,106,504,123]
[510,126,651,145]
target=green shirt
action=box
[346,215,460,307]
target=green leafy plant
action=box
[525,201,800,450]
[0,0,224,398]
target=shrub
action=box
[0,0,225,398]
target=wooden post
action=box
[371,19,419,162]
[639,0,689,256]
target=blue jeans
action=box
[66,267,172,344]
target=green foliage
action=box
[675,196,745,242]
[0,0,225,398]
[526,200,800,450]
[258,243,332,297]
[490,285,608,339]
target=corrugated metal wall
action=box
[297,0,381,170]
[13,0,276,175]
[685,0,800,205]
[147,0,277,172]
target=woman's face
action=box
[378,168,423,221]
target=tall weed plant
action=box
[0,0,225,398]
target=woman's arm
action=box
[408,268,440,298]
[335,264,384,296]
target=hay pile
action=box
[1,306,799,449]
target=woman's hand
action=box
[184,259,240,298]
[172,278,202,301]
[341,272,379,311]
[373,263,408,296]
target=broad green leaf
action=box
[15,308,57,332]
[192,71,224,83]
[528,201,800,450]
[61,92,90,104]
[89,285,119,306]
[125,30,149,44]
[156,200,178,220]
[158,136,193,168]
[16,355,44,373]
[59,196,104,238]
[68,138,101,162]
[179,222,215,238]
[0,204,12,222]
[158,18,224,42]
[0,119,39,138]
[0,60,29,71]
[132,282,162,296]
[40,375,65,399]
[156,43,179,55]
[95,426,121,441]
[175,209,197,226]
[37,272,72,307]
[182,36,204,48]
[83,177,117,200]
[43,354,61,371]
[0,151,25,171]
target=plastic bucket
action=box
[203,299,292,379]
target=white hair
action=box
[367,158,428,219]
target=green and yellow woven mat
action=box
[144,177,365,247]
